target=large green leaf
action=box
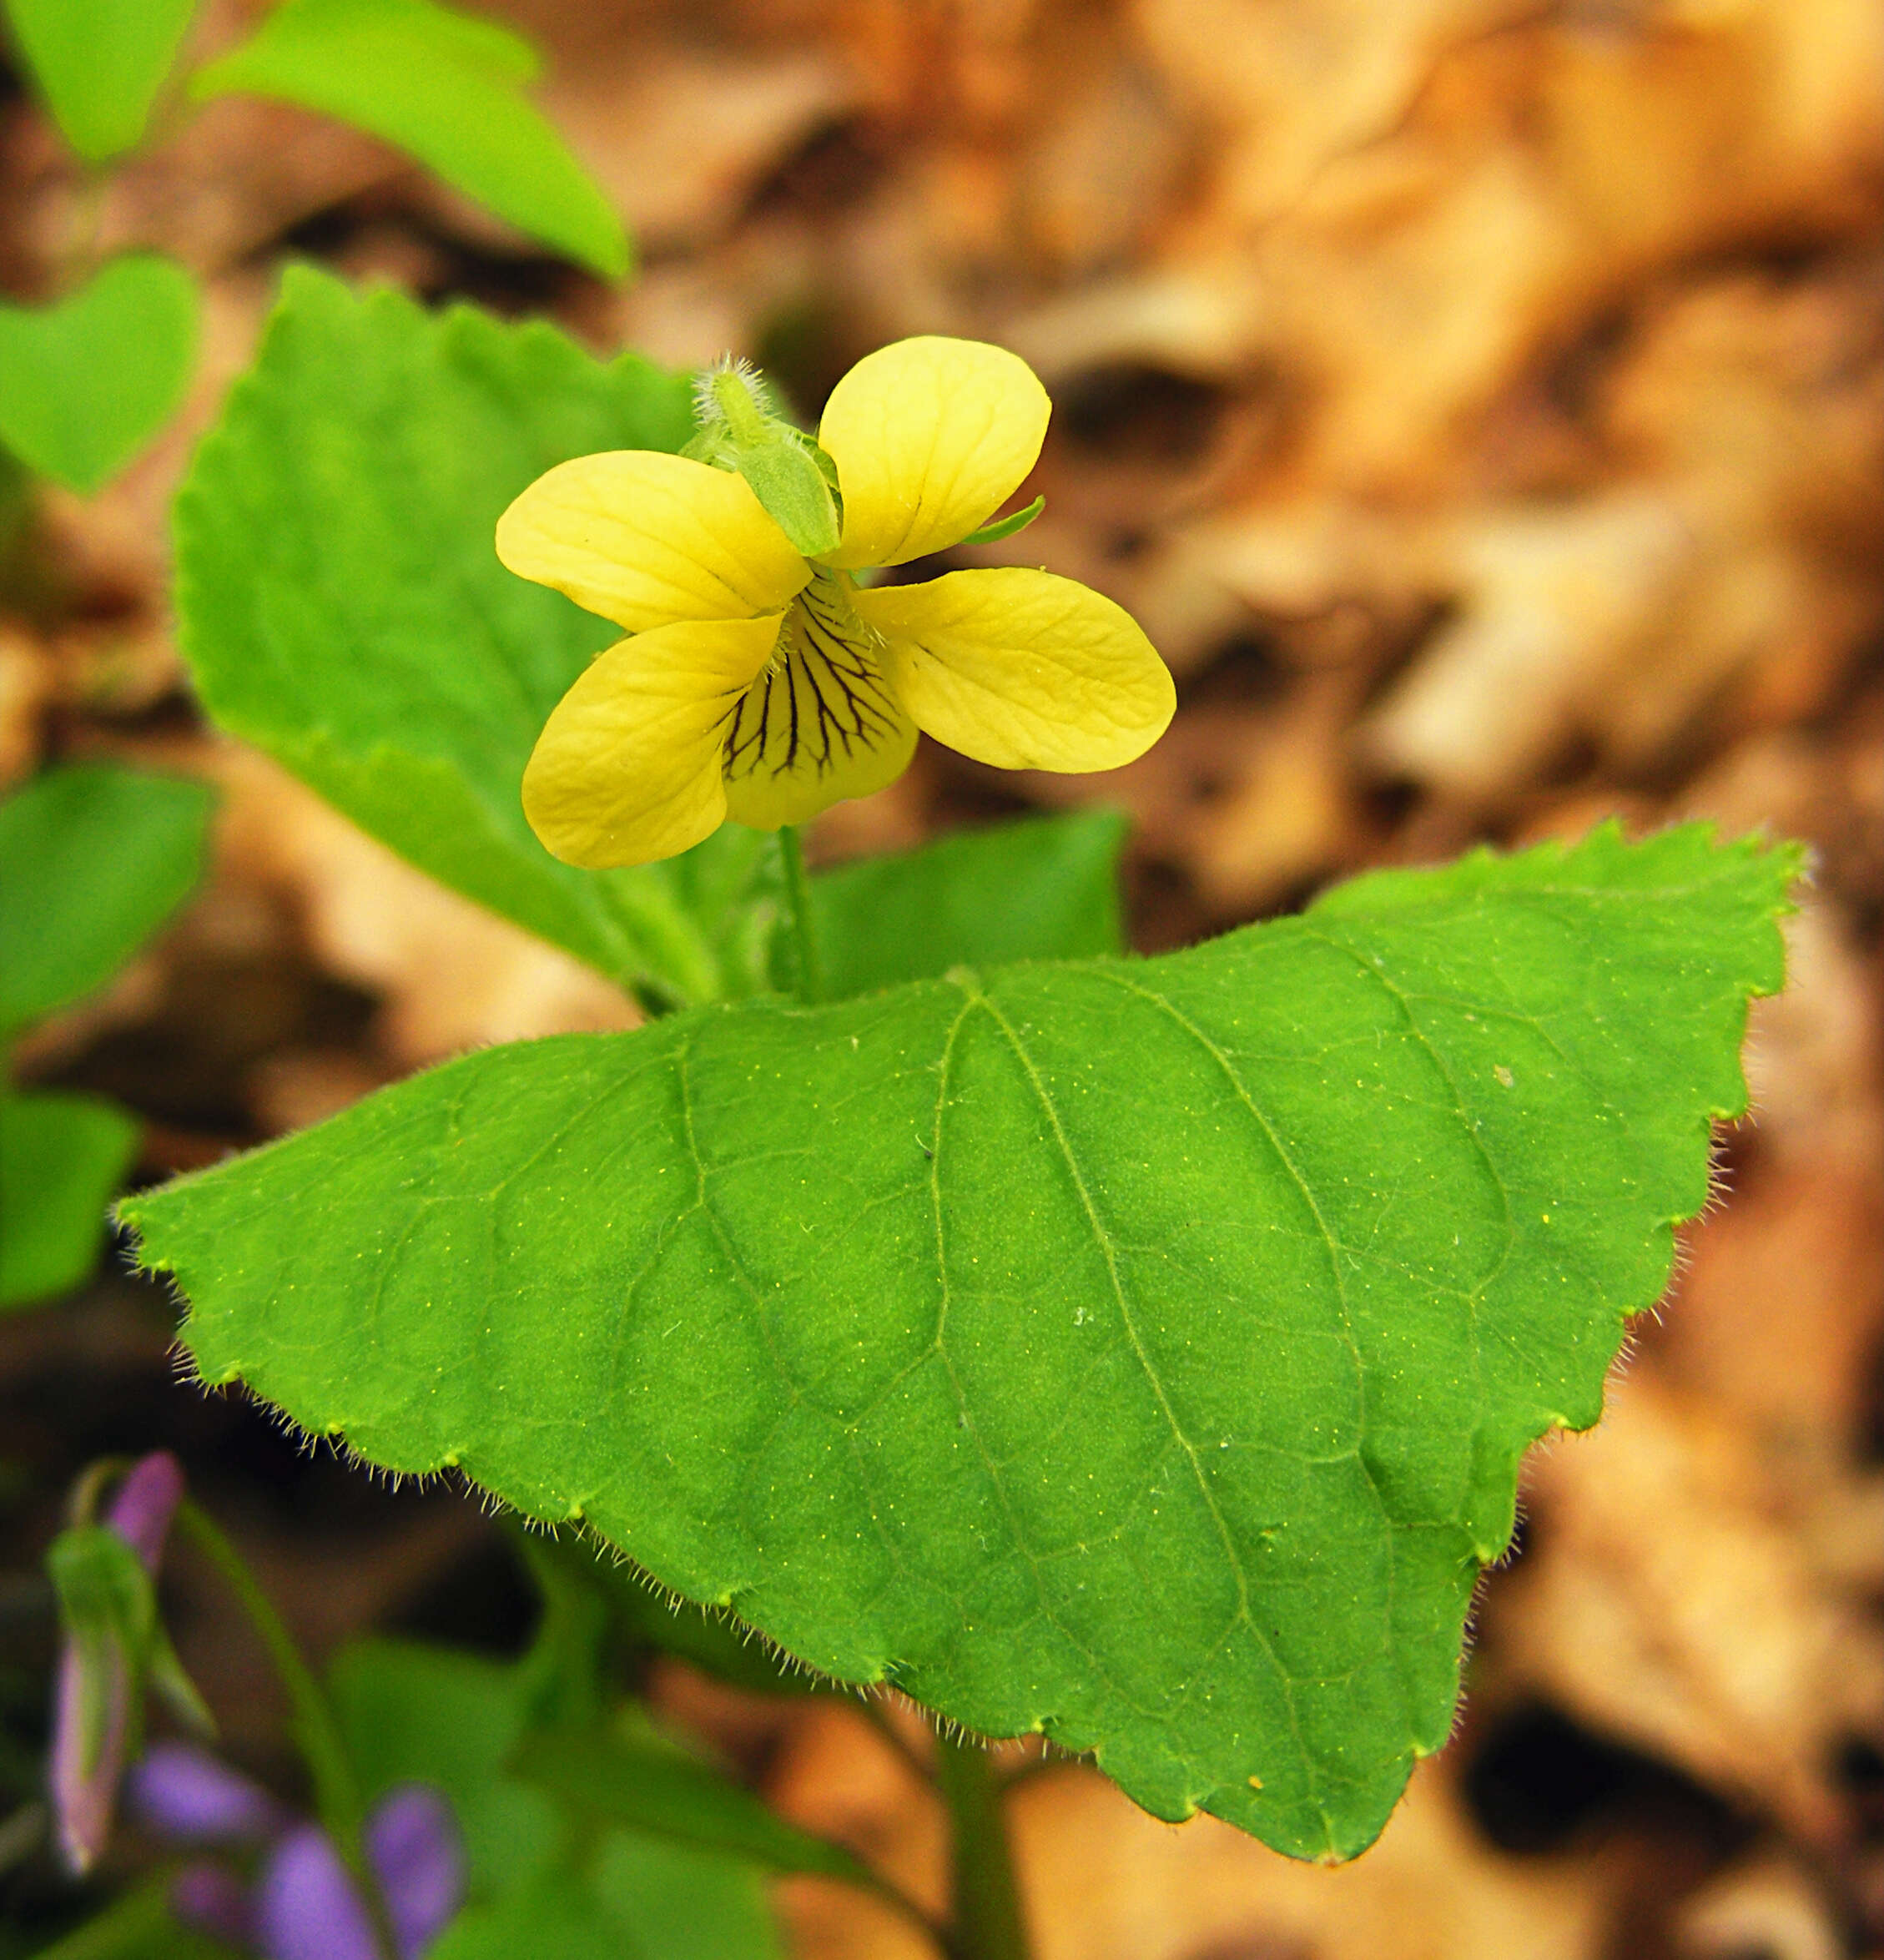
[3,0,196,160]
[0,256,198,495]
[813,809,1126,997]
[192,0,627,278]
[172,265,777,1008]
[332,1639,778,1960]
[0,1093,139,1310]
[0,764,214,1037]
[125,824,1797,1860]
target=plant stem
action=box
[933,1730,1030,1960]
[777,825,824,1005]
[173,1502,363,1852]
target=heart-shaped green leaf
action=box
[0,763,214,1037]
[0,1091,139,1309]
[0,255,198,494]
[3,0,197,161]
[125,823,1797,1860]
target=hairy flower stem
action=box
[777,825,825,1005]
[934,1730,1030,1960]
[173,1503,362,1857]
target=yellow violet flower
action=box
[496,335,1176,868]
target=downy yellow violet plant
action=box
[495,335,1176,866]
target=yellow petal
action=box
[719,588,918,829]
[818,337,1050,570]
[521,614,783,868]
[496,451,810,633]
[853,568,1175,772]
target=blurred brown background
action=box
[5,2,1884,1956]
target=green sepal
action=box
[958,494,1044,547]
[730,434,839,557]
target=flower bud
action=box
[48,1452,187,1873]
[690,357,841,557]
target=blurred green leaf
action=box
[332,1640,779,1960]
[174,265,783,1009]
[0,1094,138,1312]
[513,1726,869,1885]
[3,0,196,161]
[0,257,198,496]
[128,824,1799,1859]
[811,808,1126,997]
[193,0,627,278]
[18,1873,229,1960]
[0,765,214,1037]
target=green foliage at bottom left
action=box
[333,1637,783,1960]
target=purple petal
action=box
[128,1741,279,1845]
[365,1785,465,1958]
[103,1454,185,1572]
[48,1641,128,1874]
[172,1860,255,1946]
[256,1824,381,1960]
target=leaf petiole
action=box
[171,1501,362,1853]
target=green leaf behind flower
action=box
[171,265,777,1008]
[813,808,1126,997]
[126,824,1798,1859]
[192,0,628,279]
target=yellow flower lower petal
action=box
[496,451,810,634]
[818,337,1050,570]
[719,584,918,829]
[854,567,1175,772]
[522,614,783,868]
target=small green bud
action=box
[690,355,842,558]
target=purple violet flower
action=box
[141,1755,466,1960]
[257,1824,381,1960]
[48,1452,185,1873]
[365,1786,466,1960]
[128,1741,280,1845]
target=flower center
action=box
[721,570,902,786]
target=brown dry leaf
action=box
[1357,269,1884,804]
[545,42,860,253]
[1674,1853,1845,1960]
[1131,0,1534,229]
[0,624,53,787]
[780,1752,1615,1960]
[1492,1366,1884,1847]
